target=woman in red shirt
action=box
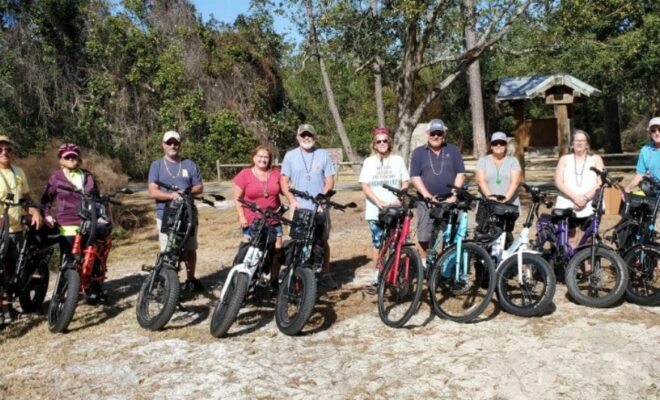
[233,145,283,289]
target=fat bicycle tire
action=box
[136,267,180,330]
[47,268,80,333]
[565,247,628,308]
[623,244,660,306]
[496,253,556,317]
[275,267,316,336]
[19,262,50,313]
[210,272,249,338]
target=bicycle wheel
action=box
[623,244,660,306]
[428,242,496,322]
[18,261,50,313]
[496,253,556,317]
[136,267,180,330]
[210,272,249,338]
[377,246,423,328]
[565,247,628,308]
[48,268,80,333]
[275,267,316,336]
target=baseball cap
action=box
[162,130,181,142]
[371,127,390,137]
[297,124,316,136]
[428,119,447,132]
[648,117,660,130]
[0,135,15,147]
[490,131,508,143]
[58,143,81,159]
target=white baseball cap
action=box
[648,117,660,130]
[162,130,181,142]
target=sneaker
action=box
[366,281,378,295]
[268,280,280,297]
[319,272,339,291]
[182,278,205,293]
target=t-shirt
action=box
[635,143,660,180]
[281,147,336,210]
[410,144,465,196]
[233,167,282,225]
[148,158,202,219]
[0,165,30,233]
[475,155,521,207]
[358,154,410,220]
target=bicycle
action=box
[0,195,59,324]
[609,175,660,305]
[210,199,289,337]
[426,184,497,322]
[275,189,355,336]
[48,185,133,333]
[136,181,222,331]
[474,185,556,317]
[373,184,424,328]
[534,167,628,308]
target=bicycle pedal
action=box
[141,264,155,272]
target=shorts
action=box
[242,223,283,239]
[368,220,384,249]
[156,218,198,252]
[416,202,434,243]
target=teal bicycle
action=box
[426,184,496,322]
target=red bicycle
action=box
[375,185,424,328]
[48,185,132,333]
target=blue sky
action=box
[191,0,301,42]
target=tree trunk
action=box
[463,0,487,158]
[304,0,360,172]
[371,0,386,128]
[603,96,622,153]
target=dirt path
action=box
[1,190,659,400]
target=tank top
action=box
[554,154,600,218]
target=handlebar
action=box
[57,184,133,204]
[289,188,357,211]
[589,166,623,188]
[153,181,221,207]
[447,184,477,202]
[238,198,289,221]
[521,183,553,208]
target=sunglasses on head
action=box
[429,131,444,138]
[164,140,180,146]
[491,140,507,147]
[299,132,314,139]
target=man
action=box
[147,130,204,293]
[625,117,660,192]
[280,124,338,289]
[0,135,43,324]
[410,119,466,260]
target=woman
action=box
[358,127,410,288]
[475,132,522,239]
[554,130,604,248]
[41,143,98,257]
[233,145,282,290]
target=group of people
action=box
[1,116,659,324]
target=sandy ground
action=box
[1,189,659,400]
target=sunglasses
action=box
[63,155,79,160]
[650,127,660,133]
[429,131,444,138]
[299,132,314,139]
[491,141,507,147]
[164,140,180,146]
[375,139,389,145]
[0,147,13,155]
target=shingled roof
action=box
[497,74,601,102]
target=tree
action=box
[463,0,487,158]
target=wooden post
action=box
[554,104,570,157]
[216,159,221,181]
[512,101,526,177]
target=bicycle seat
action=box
[456,200,472,211]
[550,208,574,220]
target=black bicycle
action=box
[136,181,223,331]
[609,175,660,305]
[210,199,289,337]
[0,195,59,324]
[275,189,356,335]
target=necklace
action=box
[428,148,445,176]
[574,154,587,187]
[300,148,315,181]
[493,155,504,185]
[162,158,182,179]
[253,167,270,198]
